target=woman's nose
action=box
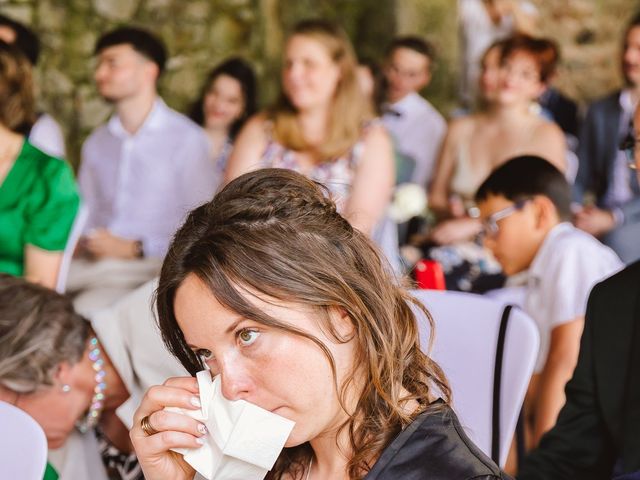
[218,354,252,401]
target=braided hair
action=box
[156,168,450,479]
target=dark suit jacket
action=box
[574,91,640,227]
[519,261,640,479]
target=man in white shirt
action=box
[382,36,446,188]
[68,27,217,314]
[476,155,622,449]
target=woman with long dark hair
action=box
[189,57,257,176]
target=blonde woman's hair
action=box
[156,168,450,480]
[270,19,373,161]
[0,41,36,134]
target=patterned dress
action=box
[260,121,367,212]
[259,120,401,272]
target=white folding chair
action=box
[56,203,89,293]
[0,401,48,480]
[410,289,539,467]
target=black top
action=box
[520,261,640,479]
[365,401,512,480]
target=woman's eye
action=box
[197,349,214,361]
[237,329,260,346]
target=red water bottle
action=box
[415,259,446,290]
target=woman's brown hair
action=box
[156,168,450,479]
[0,40,36,134]
[269,19,373,161]
[500,34,558,83]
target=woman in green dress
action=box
[0,40,78,288]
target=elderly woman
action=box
[131,169,511,479]
[0,274,184,479]
[0,41,78,288]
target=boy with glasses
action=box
[475,155,622,450]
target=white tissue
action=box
[166,370,295,480]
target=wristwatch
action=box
[133,240,144,258]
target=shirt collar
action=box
[620,89,637,115]
[528,222,573,281]
[387,92,421,116]
[107,97,168,139]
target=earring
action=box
[62,384,71,393]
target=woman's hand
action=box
[130,376,207,480]
[430,217,482,245]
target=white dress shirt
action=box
[524,222,622,372]
[29,113,66,158]
[383,92,447,187]
[79,98,218,258]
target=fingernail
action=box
[196,437,206,445]
[197,423,207,435]
[190,396,201,408]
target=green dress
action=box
[43,462,59,480]
[0,140,79,276]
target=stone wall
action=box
[0,0,639,166]
[396,0,640,114]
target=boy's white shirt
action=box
[524,222,623,372]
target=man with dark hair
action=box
[518,99,640,480]
[0,14,65,157]
[68,27,217,315]
[94,26,167,76]
[475,156,622,450]
[382,35,446,187]
[573,12,640,264]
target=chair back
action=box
[0,401,48,479]
[410,289,539,467]
[56,203,89,293]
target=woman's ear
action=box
[331,307,355,340]
[53,361,75,388]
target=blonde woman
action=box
[225,20,394,237]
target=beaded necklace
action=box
[76,336,107,433]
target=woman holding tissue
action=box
[131,169,510,479]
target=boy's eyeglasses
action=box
[619,133,638,171]
[480,199,530,238]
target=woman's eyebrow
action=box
[225,318,244,334]
[185,315,247,349]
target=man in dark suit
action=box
[574,13,640,264]
[520,111,640,476]
[518,260,640,479]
